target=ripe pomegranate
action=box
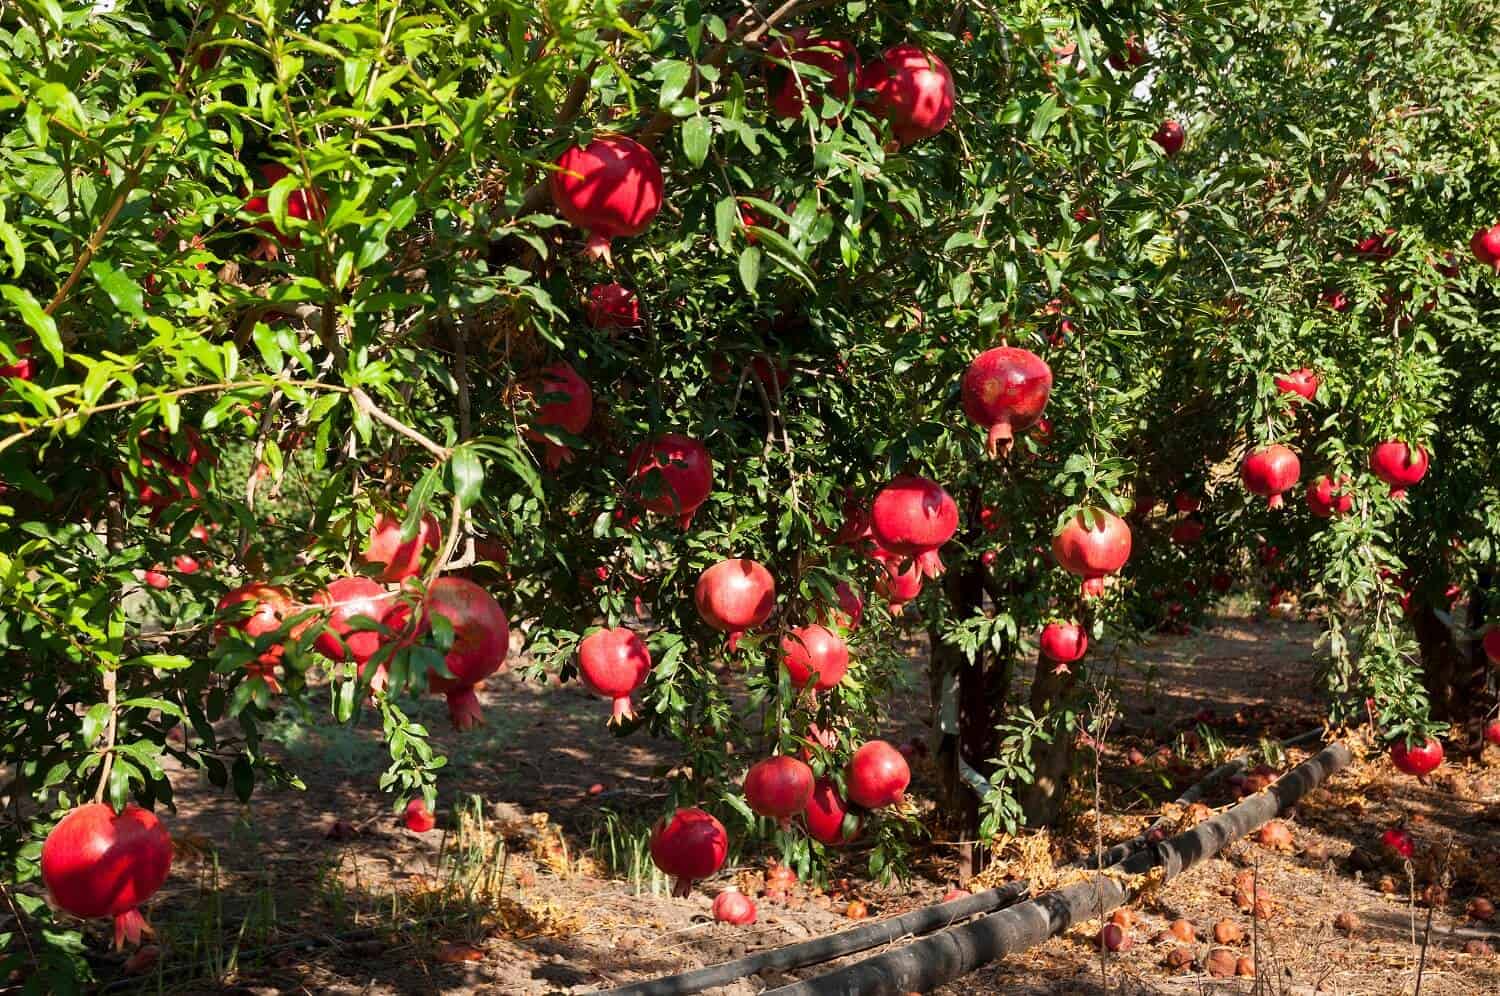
[744,756,816,826]
[767,31,859,119]
[874,551,923,614]
[1274,368,1319,401]
[1484,720,1500,746]
[364,512,442,583]
[826,581,864,631]
[314,576,417,670]
[1307,475,1354,518]
[403,799,436,833]
[577,626,653,724]
[1052,509,1133,597]
[1354,229,1396,260]
[804,777,860,845]
[961,346,1053,458]
[243,163,324,251]
[1241,444,1301,508]
[781,624,849,691]
[870,476,958,578]
[1152,120,1185,156]
[1369,440,1429,499]
[1390,736,1443,776]
[1380,827,1415,860]
[1320,289,1351,312]
[628,433,714,528]
[42,803,172,948]
[1173,491,1201,514]
[1107,36,1148,70]
[1471,223,1500,270]
[1485,629,1500,664]
[524,363,593,469]
[650,808,728,897]
[585,283,643,329]
[1,339,34,381]
[695,559,776,650]
[424,577,510,730]
[216,582,295,691]
[859,45,955,146]
[143,568,171,590]
[846,740,910,809]
[550,135,663,260]
[1039,621,1088,665]
[712,889,758,925]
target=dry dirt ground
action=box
[80,612,1500,995]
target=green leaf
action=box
[0,284,63,366]
[87,260,144,319]
[681,116,712,167]
[738,246,761,294]
[449,445,483,511]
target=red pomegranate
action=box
[1369,440,1429,499]
[695,559,776,650]
[1354,229,1396,261]
[577,626,653,724]
[1241,444,1301,508]
[650,808,729,897]
[424,577,509,730]
[1170,518,1205,545]
[833,493,874,549]
[1390,737,1443,776]
[364,511,442,583]
[1152,120,1185,156]
[1320,289,1351,312]
[1052,509,1133,597]
[314,576,417,675]
[1484,719,1500,745]
[403,799,436,833]
[961,347,1053,458]
[803,777,860,846]
[767,31,859,119]
[1173,491,1201,514]
[42,803,172,948]
[826,581,864,631]
[1307,475,1354,518]
[243,163,324,250]
[628,433,714,528]
[1470,223,1500,270]
[585,282,643,329]
[550,135,663,261]
[143,567,171,590]
[1039,621,1088,665]
[1,339,34,381]
[846,740,910,809]
[781,624,849,692]
[1274,368,1319,401]
[1380,827,1415,860]
[216,582,295,691]
[1107,36,1148,70]
[870,476,958,578]
[1484,628,1500,664]
[859,45,955,146]
[712,889,758,925]
[744,755,816,826]
[524,363,593,469]
[874,550,923,614]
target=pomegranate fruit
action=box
[585,282,643,329]
[1354,229,1396,260]
[550,135,663,260]
[1052,508,1133,597]
[1152,120,1185,156]
[804,777,860,845]
[874,551,923,613]
[243,163,324,250]
[577,626,653,724]
[524,363,593,469]
[364,511,441,583]
[961,346,1053,458]
[1487,629,1500,664]
[1369,440,1429,498]
[42,803,172,948]
[828,580,864,631]
[712,889,758,925]
[1484,720,1500,745]
[695,558,776,650]
[216,582,295,691]
[1471,223,1500,270]
[780,623,849,691]
[1107,36,1148,70]
[403,799,436,833]
[870,475,958,578]
[744,755,816,826]
[1390,736,1443,776]
[1380,827,1415,860]
[143,567,170,590]
[846,740,910,809]
[1241,444,1301,508]
[859,45,954,146]
[1,339,34,381]
[1274,368,1319,401]
[314,576,417,671]
[650,807,728,897]
[1039,621,1088,665]
[767,31,859,119]
[1320,288,1351,312]
[1173,491,1201,514]
[1306,475,1354,518]
[628,433,714,528]
[424,577,510,730]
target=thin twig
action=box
[93,668,118,804]
[349,388,451,461]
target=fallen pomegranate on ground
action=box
[1390,736,1444,776]
[712,889,757,925]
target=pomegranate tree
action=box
[743,755,815,826]
[1052,509,1133,597]
[695,558,776,650]
[41,804,172,948]
[577,626,653,724]
[550,135,663,260]
[649,808,728,897]
[960,346,1053,457]
[780,623,849,691]
[1240,444,1301,508]
[870,476,958,578]
[423,577,510,730]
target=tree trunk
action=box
[1017,652,1080,828]
[1412,590,1485,721]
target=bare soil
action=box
[85,612,1500,995]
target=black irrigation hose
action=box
[597,725,1329,996]
[766,740,1353,996]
